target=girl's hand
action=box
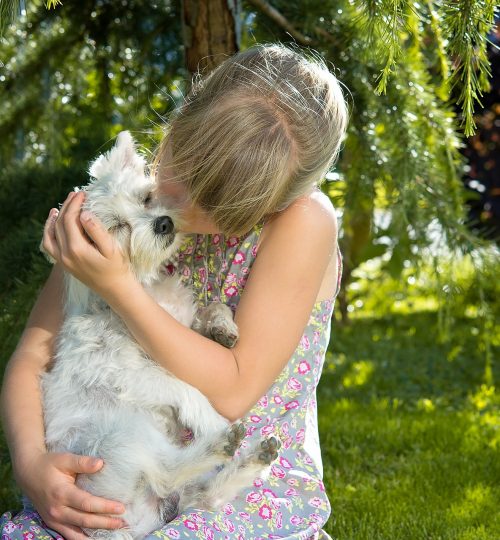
[17,451,127,540]
[42,190,134,297]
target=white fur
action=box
[40,132,274,540]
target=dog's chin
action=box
[130,235,181,285]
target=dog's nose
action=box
[154,216,174,235]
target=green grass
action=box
[319,311,499,540]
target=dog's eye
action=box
[143,192,153,206]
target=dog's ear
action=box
[88,130,146,181]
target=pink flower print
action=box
[246,491,263,503]
[246,425,257,436]
[319,480,326,492]
[29,527,40,534]
[310,512,322,523]
[276,511,283,529]
[223,518,235,533]
[311,522,320,532]
[271,464,286,478]
[285,487,297,496]
[182,267,191,277]
[198,267,207,283]
[183,519,198,531]
[261,424,274,436]
[308,497,324,508]
[258,504,273,520]
[191,513,206,525]
[241,266,249,274]
[253,477,264,487]
[283,435,293,449]
[281,421,289,434]
[223,503,235,515]
[238,512,251,521]
[251,244,258,257]
[304,454,313,465]
[263,488,277,498]
[202,527,214,540]
[224,285,238,297]
[212,234,221,245]
[295,428,305,443]
[213,522,221,532]
[250,415,261,423]
[238,535,245,540]
[287,377,302,391]
[4,523,16,534]
[285,400,299,410]
[258,395,268,407]
[313,330,321,345]
[234,251,246,264]
[227,236,239,247]
[298,361,311,375]
[280,457,293,469]
[237,276,248,287]
[164,528,180,539]
[273,395,283,405]
[227,272,237,282]
[287,478,299,486]
[322,313,329,323]
[300,335,310,350]
[290,515,303,526]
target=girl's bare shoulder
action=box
[259,189,338,248]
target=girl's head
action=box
[153,42,350,236]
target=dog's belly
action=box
[42,309,227,452]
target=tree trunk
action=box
[181,0,240,79]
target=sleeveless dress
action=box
[1,220,343,540]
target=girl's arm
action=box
[0,262,126,539]
[44,190,338,422]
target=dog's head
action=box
[35,131,178,287]
[81,131,181,284]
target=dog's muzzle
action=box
[154,216,174,235]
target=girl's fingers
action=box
[61,191,89,248]
[59,505,126,531]
[45,522,90,540]
[54,191,77,255]
[80,211,114,259]
[65,485,126,517]
[42,208,60,260]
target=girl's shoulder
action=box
[257,188,338,252]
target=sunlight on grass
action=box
[342,360,374,388]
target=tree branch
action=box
[246,0,315,46]
[246,0,341,50]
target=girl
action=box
[0,42,349,540]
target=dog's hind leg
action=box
[182,436,281,510]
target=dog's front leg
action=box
[192,302,239,348]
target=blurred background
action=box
[0,1,499,538]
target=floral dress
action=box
[1,220,342,540]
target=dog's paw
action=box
[223,422,246,456]
[210,324,239,349]
[258,436,281,465]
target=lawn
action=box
[320,310,499,540]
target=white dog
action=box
[40,131,279,540]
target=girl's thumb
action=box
[66,453,103,474]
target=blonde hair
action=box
[153,42,350,236]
